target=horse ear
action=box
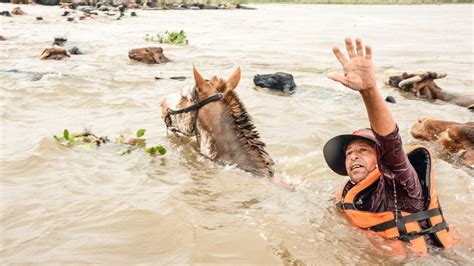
[193,65,206,92]
[226,67,241,91]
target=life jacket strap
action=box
[367,207,449,242]
[399,221,449,242]
[369,207,443,232]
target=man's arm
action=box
[328,38,395,136]
[328,38,424,212]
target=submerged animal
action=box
[40,47,70,60]
[383,71,474,109]
[128,47,170,64]
[253,72,297,93]
[160,67,274,176]
[411,116,474,168]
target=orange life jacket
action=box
[336,145,453,253]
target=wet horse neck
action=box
[197,111,247,161]
[195,94,274,176]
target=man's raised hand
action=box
[328,38,377,93]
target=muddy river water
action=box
[1,3,473,264]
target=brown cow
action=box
[128,47,170,64]
[11,7,25,15]
[411,116,474,168]
[40,47,70,60]
[383,71,474,109]
[12,7,26,16]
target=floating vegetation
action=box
[116,129,167,156]
[144,30,189,45]
[54,128,109,148]
[54,128,166,157]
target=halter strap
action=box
[164,87,223,138]
[167,93,223,115]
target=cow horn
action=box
[398,75,423,88]
[435,73,447,79]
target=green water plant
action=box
[116,128,167,156]
[54,128,109,147]
[54,128,166,157]
[144,30,189,45]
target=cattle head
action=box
[411,116,474,153]
[387,72,447,99]
[128,47,170,64]
[412,116,474,168]
[11,7,25,15]
[40,47,70,60]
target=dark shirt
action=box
[368,126,425,213]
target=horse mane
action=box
[209,77,274,176]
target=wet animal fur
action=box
[163,68,274,176]
[219,81,274,176]
[411,116,474,168]
[389,72,474,108]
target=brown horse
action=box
[160,67,274,176]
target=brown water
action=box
[1,3,473,264]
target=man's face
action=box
[345,139,377,183]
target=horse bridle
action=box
[164,86,223,138]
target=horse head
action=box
[161,67,274,176]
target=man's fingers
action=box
[365,44,372,60]
[355,38,364,57]
[332,47,348,65]
[345,37,357,58]
[327,73,349,87]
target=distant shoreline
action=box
[245,0,472,4]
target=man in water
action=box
[323,38,453,252]
[324,37,424,213]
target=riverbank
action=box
[4,0,471,6]
[246,0,471,4]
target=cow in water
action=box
[383,71,474,110]
[128,47,170,64]
[411,116,474,168]
[40,47,70,60]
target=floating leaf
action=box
[146,146,155,155]
[63,129,69,140]
[156,145,167,155]
[146,145,167,156]
[136,129,146,138]
[68,134,76,145]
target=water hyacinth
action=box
[54,128,166,157]
[144,30,189,45]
